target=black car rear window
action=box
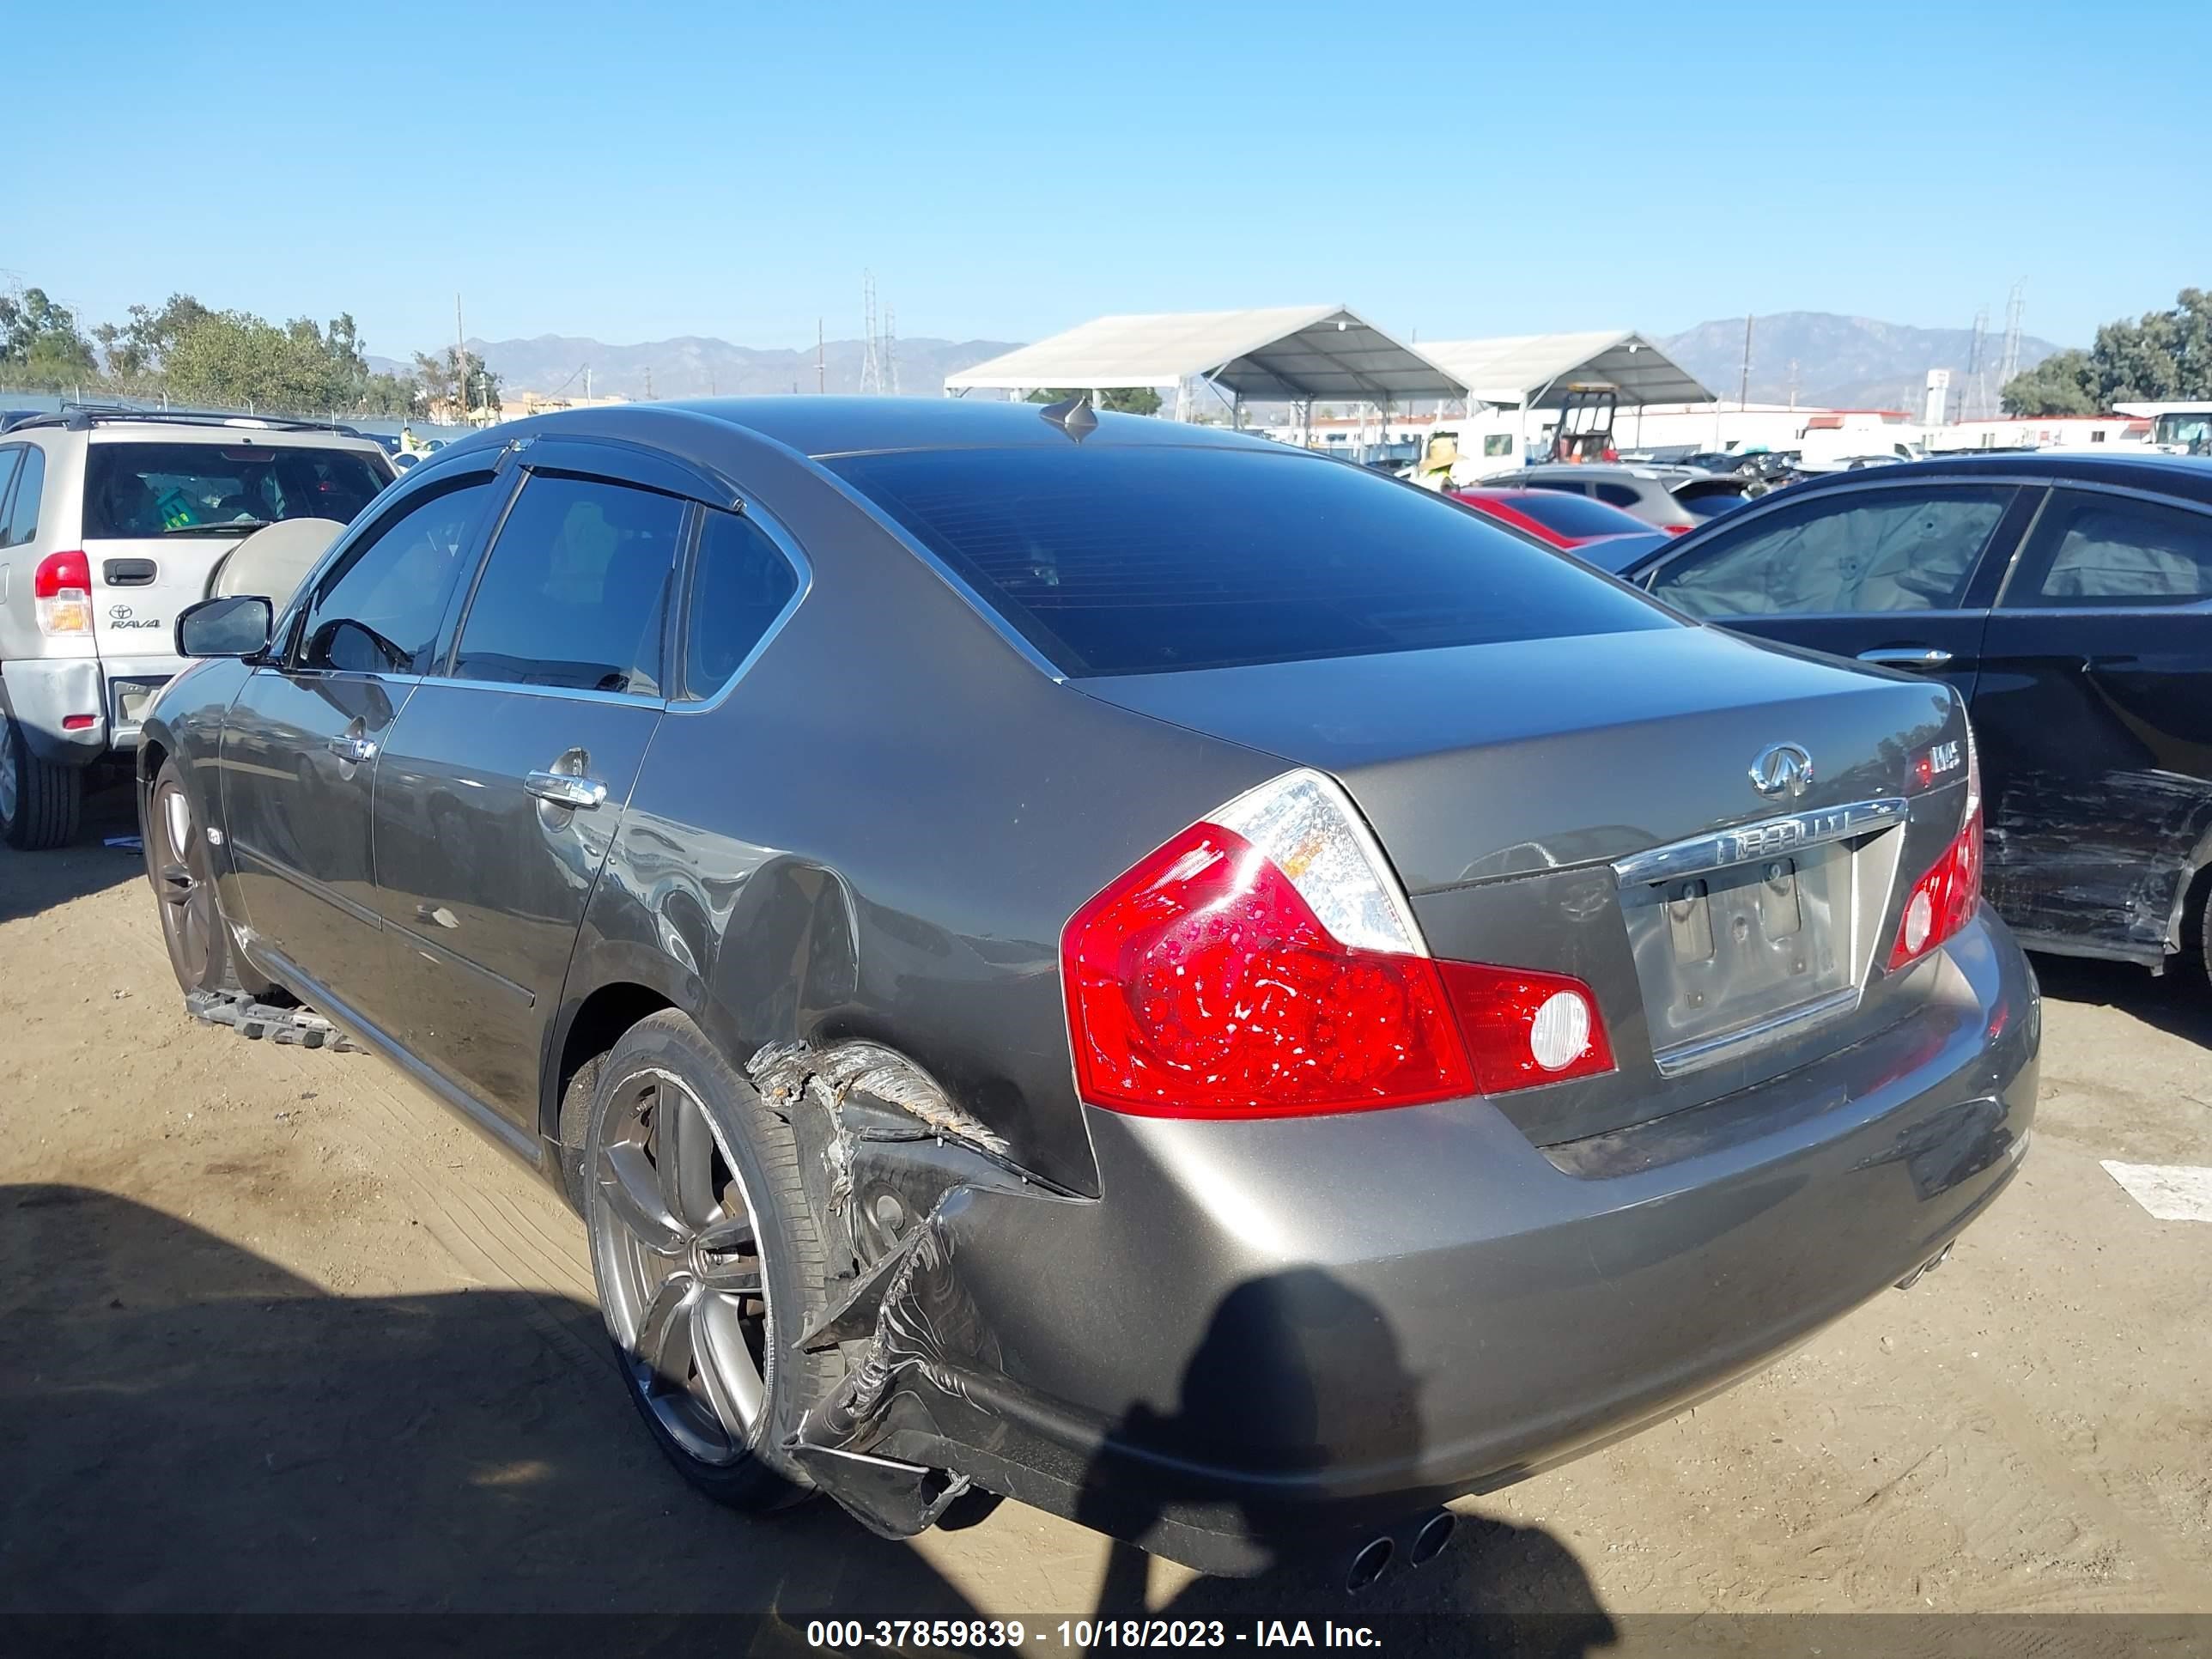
[830,445,1673,676]
[83,441,390,538]
[1488,490,1650,539]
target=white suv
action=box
[0,408,393,848]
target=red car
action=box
[1448,487,1675,572]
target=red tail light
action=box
[33,550,92,636]
[1663,523,1692,536]
[1888,730,1984,970]
[1061,771,1612,1118]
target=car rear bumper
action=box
[849,911,2039,1571]
[0,653,185,762]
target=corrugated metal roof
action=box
[1419,331,1714,408]
[944,306,1468,401]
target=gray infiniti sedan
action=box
[140,398,2038,1587]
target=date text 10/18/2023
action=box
[806,1620,1383,1650]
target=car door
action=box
[1640,479,2031,709]
[1971,484,2212,961]
[221,468,505,1018]
[369,460,684,1131]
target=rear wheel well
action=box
[550,981,675,1209]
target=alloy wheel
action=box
[152,782,211,982]
[592,1071,771,1466]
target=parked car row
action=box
[125,398,2038,1588]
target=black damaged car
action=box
[1618,452,2212,981]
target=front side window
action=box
[451,474,684,695]
[2007,489,2212,608]
[3,445,44,547]
[830,444,1672,677]
[683,508,800,697]
[298,476,500,675]
[1651,486,2010,619]
[83,442,390,538]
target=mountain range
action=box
[1657,313,2066,414]
[372,311,2073,416]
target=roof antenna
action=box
[1037,392,1098,443]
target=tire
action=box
[0,712,84,851]
[583,1010,842,1510]
[145,758,248,996]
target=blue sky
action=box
[10,1,2209,359]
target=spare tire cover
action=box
[209,518,347,611]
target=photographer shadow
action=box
[0,1182,977,1625]
[1074,1269,1615,1658]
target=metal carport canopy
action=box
[943,306,1469,402]
[1419,331,1714,408]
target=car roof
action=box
[665,396,1269,459]
[1777,449,2212,503]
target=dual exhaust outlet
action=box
[1344,1509,1456,1595]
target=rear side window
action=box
[830,446,1671,676]
[452,474,684,695]
[2007,489,2212,608]
[1592,482,1644,510]
[0,447,21,544]
[1651,486,2010,618]
[682,508,800,697]
[1489,490,1647,539]
[3,446,43,547]
[83,442,389,537]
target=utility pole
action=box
[817,318,825,393]
[454,293,467,424]
[1737,314,1754,410]
[885,303,899,396]
[585,366,592,401]
[1785,358,1799,410]
[644,366,654,401]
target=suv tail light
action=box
[33,550,93,636]
[1061,769,1612,1118]
[1888,724,1984,971]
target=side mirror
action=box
[177,594,273,660]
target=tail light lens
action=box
[33,550,93,636]
[1888,726,1984,971]
[1061,769,1612,1118]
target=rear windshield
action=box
[1486,490,1650,539]
[83,441,390,538]
[830,445,1672,676]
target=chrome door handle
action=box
[326,734,380,763]
[1856,647,1954,670]
[526,770,608,809]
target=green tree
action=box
[2002,287,2212,414]
[1999,349,2098,416]
[413,345,502,422]
[1024,386,1162,416]
[92,293,214,384]
[0,287,99,388]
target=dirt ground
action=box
[2,784,2207,1632]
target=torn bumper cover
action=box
[747,915,2039,1576]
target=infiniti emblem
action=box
[1749,742,1814,799]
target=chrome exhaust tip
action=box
[1894,1240,1955,1291]
[1408,1509,1456,1567]
[1345,1536,1394,1595]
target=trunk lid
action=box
[1078,624,1974,1142]
[83,532,244,665]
